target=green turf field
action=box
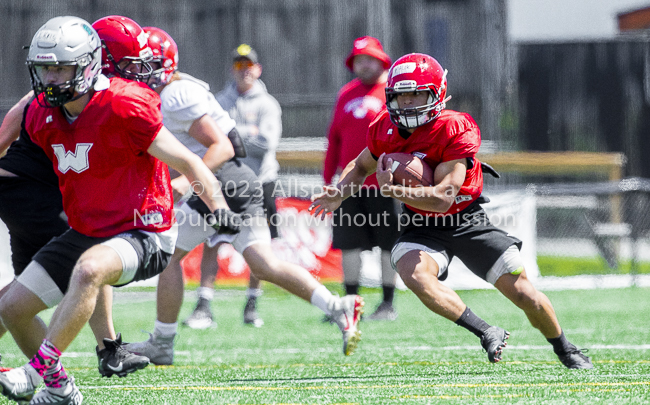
[1,284,649,404]
[538,256,650,277]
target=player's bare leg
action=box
[91,284,149,378]
[494,270,560,338]
[45,245,123,353]
[494,270,592,369]
[243,242,364,355]
[244,272,263,327]
[157,249,187,324]
[0,246,129,403]
[342,248,362,293]
[199,243,219,288]
[242,243,321,301]
[0,282,12,340]
[396,250,465,321]
[123,249,187,365]
[0,281,49,357]
[367,250,399,321]
[396,250,509,362]
[89,285,116,348]
[182,244,218,330]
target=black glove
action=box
[227,128,247,158]
[205,209,242,235]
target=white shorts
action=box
[174,202,271,254]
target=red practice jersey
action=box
[367,109,483,217]
[27,77,173,237]
[323,78,387,188]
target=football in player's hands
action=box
[385,153,434,187]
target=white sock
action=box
[197,287,214,301]
[24,364,44,387]
[154,320,178,337]
[246,288,263,299]
[310,285,334,316]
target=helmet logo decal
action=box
[393,80,417,91]
[35,53,57,62]
[136,30,148,48]
[140,47,153,59]
[391,62,416,77]
[82,24,93,36]
[35,30,59,48]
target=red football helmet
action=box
[385,53,448,129]
[143,26,178,88]
[92,16,153,82]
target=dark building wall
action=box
[517,39,650,177]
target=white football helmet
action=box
[26,16,102,107]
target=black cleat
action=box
[243,297,264,327]
[183,298,215,330]
[557,344,594,369]
[480,326,510,363]
[367,301,398,321]
[97,333,150,378]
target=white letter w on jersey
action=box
[52,143,93,174]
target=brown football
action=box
[385,153,434,187]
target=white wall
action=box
[508,0,650,41]
[0,220,14,289]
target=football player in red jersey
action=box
[0,93,150,379]
[311,53,593,370]
[0,16,240,404]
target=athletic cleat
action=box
[243,297,264,327]
[123,331,175,366]
[182,298,214,330]
[557,344,594,369]
[0,365,37,404]
[329,295,364,356]
[97,333,149,378]
[367,301,398,321]
[480,326,510,363]
[29,376,82,405]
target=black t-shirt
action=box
[0,100,59,187]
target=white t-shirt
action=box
[160,73,236,157]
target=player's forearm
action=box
[202,142,234,173]
[336,161,371,199]
[0,103,27,155]
[180,155,229,211]
[383,184,457,212]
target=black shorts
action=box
[395,202,522,281]
[331,187,400,251]
[262,181,279,239]
[33,228,171,294]
[0,176,69,275]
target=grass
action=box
[1,284,649,404]
[537,255,650,277]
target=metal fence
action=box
[0,0,510,140]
